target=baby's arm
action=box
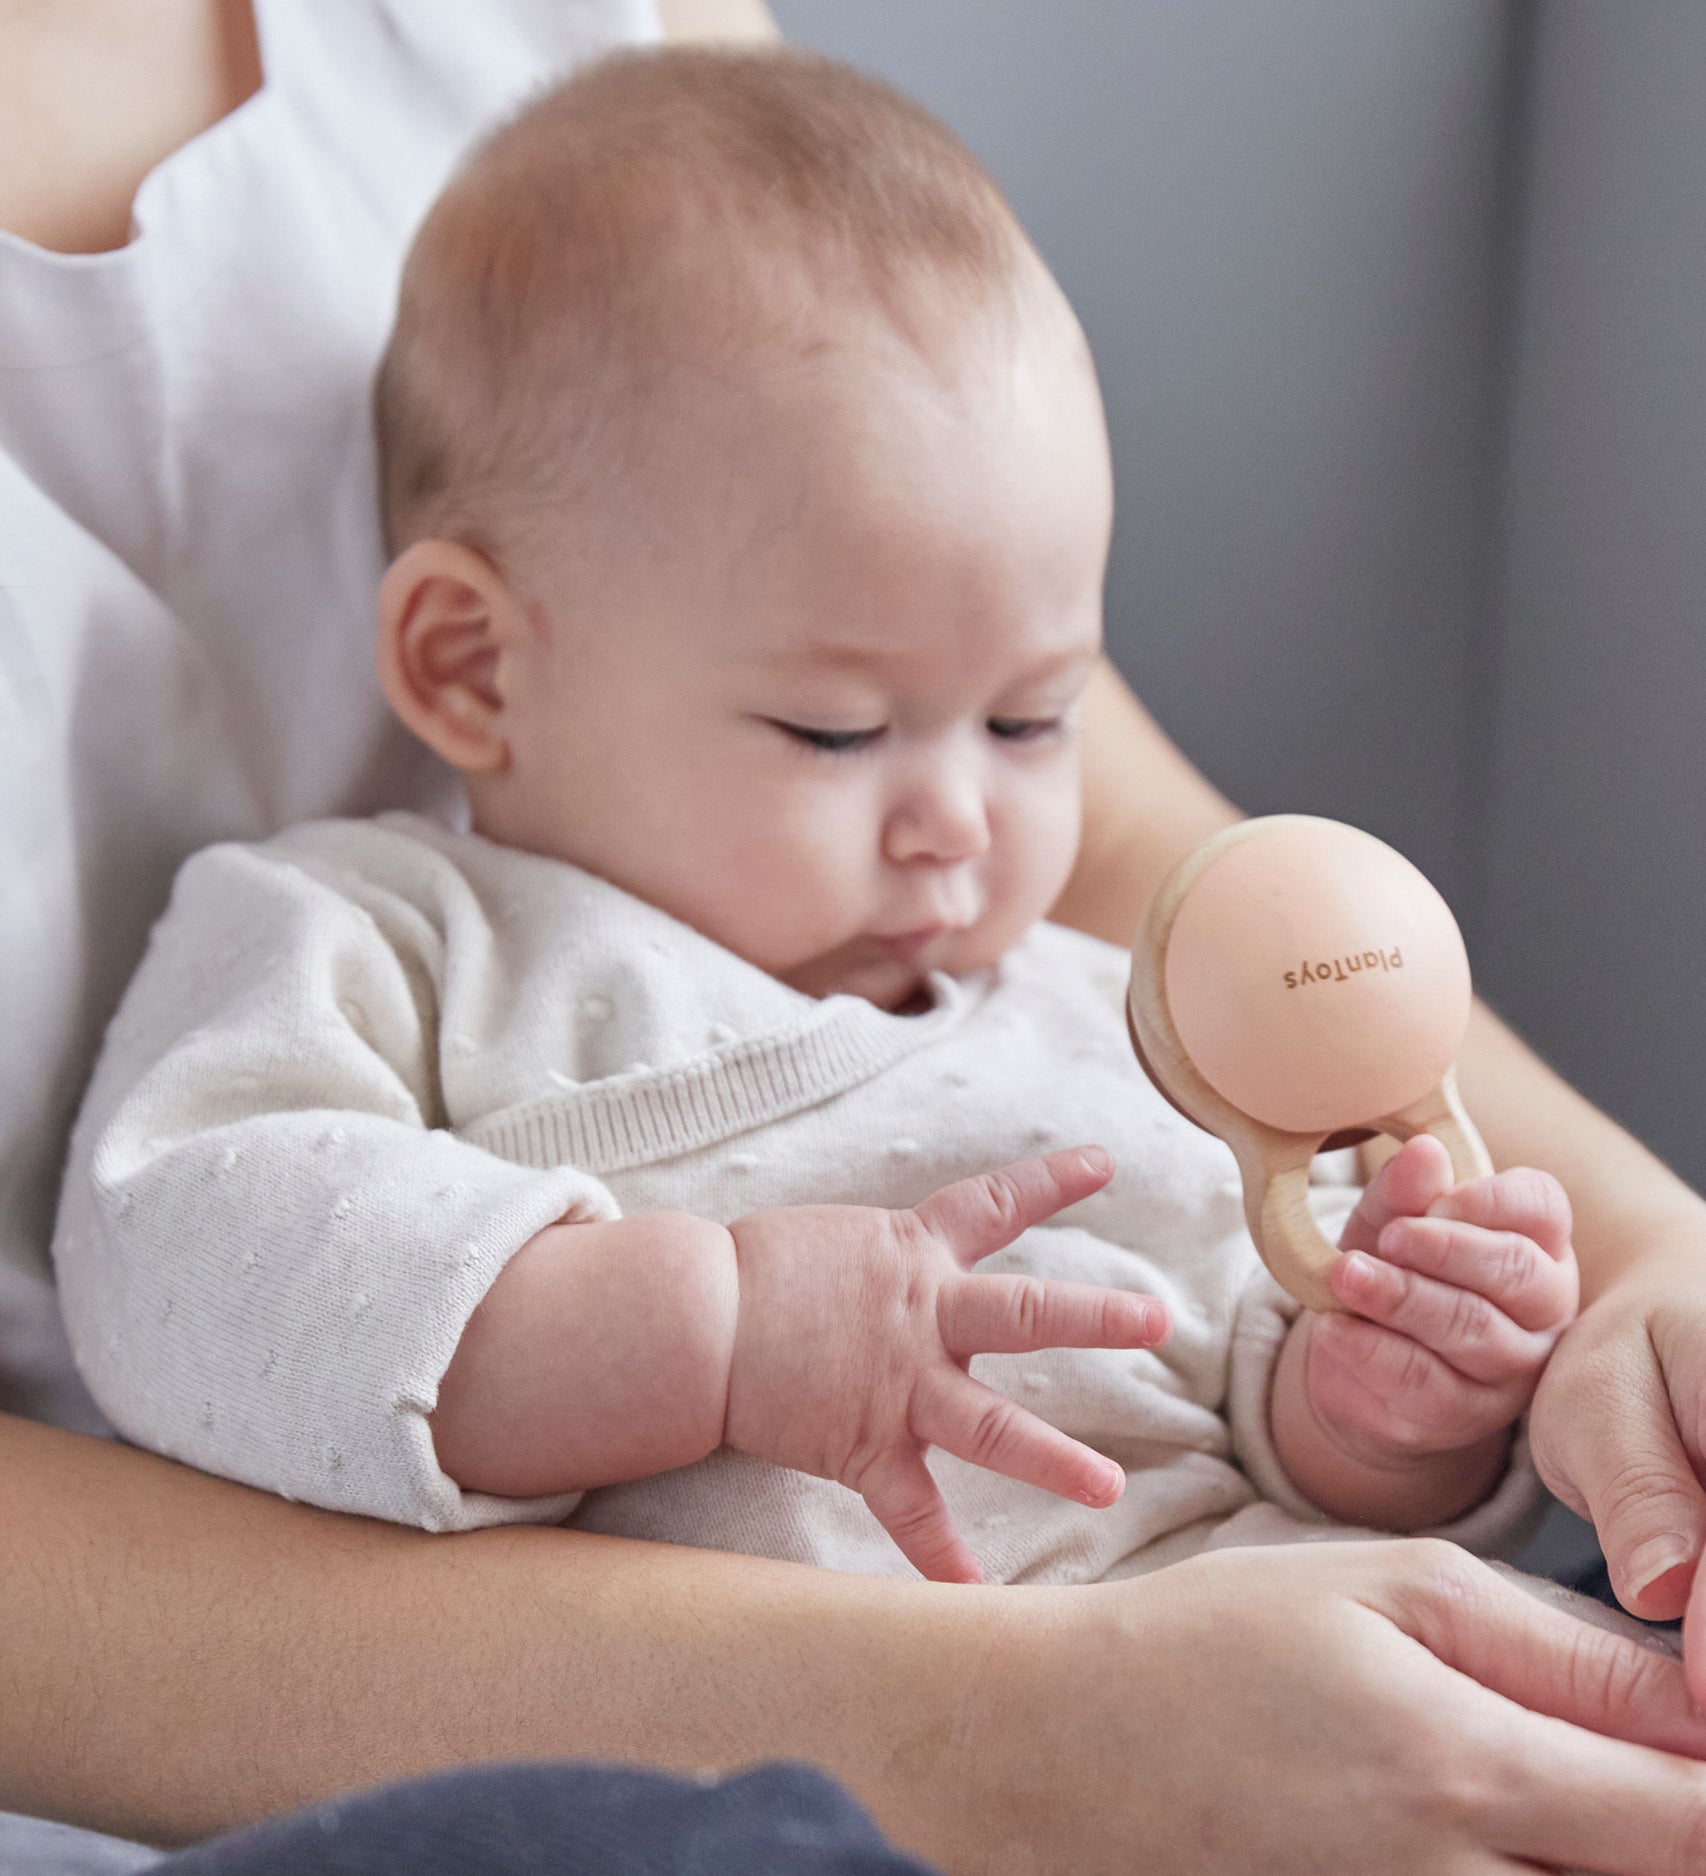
[1268,1136,1578,1530]
[61,833,1166,1575]
[52,837,625,1532]
[434,1146,1170,1583]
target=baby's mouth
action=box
[870,924,949,961]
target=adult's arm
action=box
[13,4,1706,1861]
[1059,658,1706,1651]
[8,1410,1706,1875]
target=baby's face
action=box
[475,286,1112,1012]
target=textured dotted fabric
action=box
[55,813,1543,1573]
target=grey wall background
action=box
[771,0,1706,1204]
[1483,4,1706,1191]
[769,2,1706,1576]
[774,0,1519,913]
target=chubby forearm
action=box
[430,1212,739,1495]
[0,1413,995,1855]
[1267,1315,1507,1530]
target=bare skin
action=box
[10,3,1706,1869]
[0,0,262,254]
[10,1410,1706,1876]
[389,226,1568,1548]
[1069,664,1706,1654]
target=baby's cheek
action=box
[717,828,875,972]
[1001,785,1083,933]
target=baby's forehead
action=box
[720,581,1103,694]
[375,45,1051,563]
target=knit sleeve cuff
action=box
[60,1114,620,1533]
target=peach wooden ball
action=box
[1127,815,1491,1312]
[1163,818,1472,1135]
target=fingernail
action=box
[1626,1533,1694,1600]
[1083,1462,1124,1506]
[1376,1221,1405,1253]
[1078,1146,1111,1177]
[1141,1302,1170,1344]
[1339,1251,1373,1285]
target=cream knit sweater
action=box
[52,814,1538,1580]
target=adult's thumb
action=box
[1533,1350,1706,1626]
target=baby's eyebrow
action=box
[776,639,1096,673]
[789,639,889,672]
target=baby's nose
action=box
[884,775,991,865]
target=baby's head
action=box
[375,46,1112,1011]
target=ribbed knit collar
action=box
[464,975,977,1174]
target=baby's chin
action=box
[776,930,1006,1011]
[776,948,928,1011]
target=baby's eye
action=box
[771,721,885,754]
[987,716,1065,743]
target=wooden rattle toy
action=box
[1127,815,1491,1314]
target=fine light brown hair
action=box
[374,44,1038,566]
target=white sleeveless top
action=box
[0,0,659,1427]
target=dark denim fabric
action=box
[151,1762,940,1876]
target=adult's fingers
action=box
[858,1447,983,1585]
[1484,1715,1706,1874]
[1377,1548,1706,1872]
[1380,1541,1706,1761]
[912,1368,1123,1509]
[912,1147,1114,1266]
[938,1273,1167,1358]
[1530,1326,1706,1630]
[1337,1134,1453,1256]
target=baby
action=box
[53,46,1577,1584]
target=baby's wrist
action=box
[1317,1419,1513,1532]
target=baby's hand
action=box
[724,1146,1169,1583]
[1306,1136,1579,1470]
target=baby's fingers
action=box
[1429,1166,1574,1264]
[912,1147,1114,1267]
[859,1448,984,1584]
[1369,1213,1579,1335]
[1308,1312,1507,1452]
[1331,1248,1560,1386]
[1337,1134,1454,1257]
[913,1368,1125,1509]
[939,1274,1168,1359]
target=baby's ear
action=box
[378,540,521,772]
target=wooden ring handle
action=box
[1239,1068,1492,1314]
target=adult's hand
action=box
[1530,1237,1706,1697]
[7,1415,1705,1871]
[955,1539,1706,1876]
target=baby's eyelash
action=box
[771,721,885,754]
[767,717,1067,752]
[987,716,1066,743]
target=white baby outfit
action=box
[54,812,1538,1580]
[1,1,654,1868]
[0,0,658,1435]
